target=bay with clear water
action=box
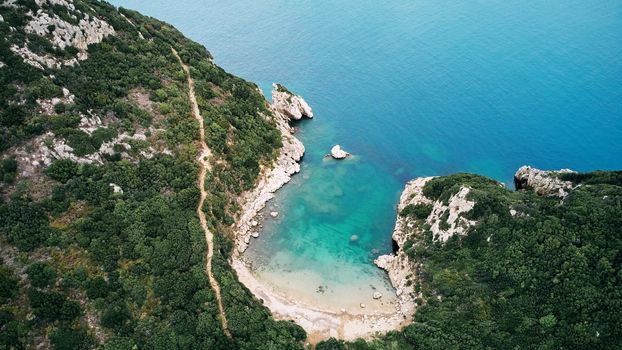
[111,0,622,311]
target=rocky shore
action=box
[233,84,308,253]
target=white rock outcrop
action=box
[427,186,476,242]
[271,83,313,120]
[514,165,576,198]
[330,145,349,159]
[25,10,115,52]
[11,1,115,69]
[37,87,75,114]
[235,85,308,253]
[13,125,168,178]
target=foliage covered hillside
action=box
[318,171,622,350]
[0,1,302,349]
[2,1,621,350]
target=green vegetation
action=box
[339,172,622,349]
[2,1,620,349]
[400,203,433,220]
[1,1,300,349]
[0,157,17,183]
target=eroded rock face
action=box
[271,83,313,120]
[514,165,576,197]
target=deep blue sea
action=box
[111,0,622,311]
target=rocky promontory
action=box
[377,166,580,322]
[514,165,576,197]
[271,83,314,120]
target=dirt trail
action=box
[172,48,231,338]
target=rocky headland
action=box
[375,166,579,330]
[271,83,313,120]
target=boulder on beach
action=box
[373,292,383,300]
[330,145,349,159]
[270,211,279,218]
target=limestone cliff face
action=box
[514,165,576,197]
[271,83,313,120]
[235,84,307,253]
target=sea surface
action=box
[111,0,622,311]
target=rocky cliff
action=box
[377,166,579,320]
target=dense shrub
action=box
[26,262,57,288]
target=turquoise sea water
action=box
[111,0,622,310]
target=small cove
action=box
[111,0,622,316]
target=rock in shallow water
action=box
[330,145,349,159]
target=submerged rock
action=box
[271,83,313,120]
[270,211,279,218]
[350,234,359,242]
[330,145,350,159]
